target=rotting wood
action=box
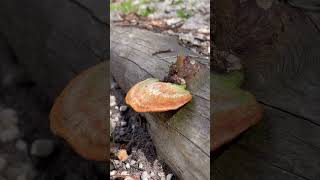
[111,25,210,180]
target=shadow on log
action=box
[111,26,210,180]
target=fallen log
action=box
[111,26,210,180]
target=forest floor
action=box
[110,0,210,179]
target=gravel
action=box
[30,139,55,157]
[15,140,28,152]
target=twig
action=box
[152,49,173,56]
[158,55,210,61]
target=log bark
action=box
[110,26,210,180]
[0,0,108,102]
[214,0,320,122]
[213,0,320,179]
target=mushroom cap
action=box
[125,78,192,112]
[49,62,108,161]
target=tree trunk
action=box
[110,26,210,180]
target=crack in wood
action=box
[258,101,320,127]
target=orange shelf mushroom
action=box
[125,78,192,112]
[49,62,108,161]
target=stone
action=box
[141,171,150,180]
[120,121,127,127]
[158,172,165,177]
[0,108,18,127]
[125,163,130,169]
[16,139,28,152]
[0,127,20,143]
[110,170,117,176]
[130,160,136,165]
[166,173,173,180]
[110,96,116,107]
[139,163,144,169]
[119,105,127,112]
[30,139,55,157]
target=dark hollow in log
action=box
[111,26,210,180]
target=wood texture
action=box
[214,0,320,179]
[110,26,210,180]
[0,0,108,102]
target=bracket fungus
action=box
[212,71,263,151]
[49,62,108,161]
[125,78,192,112]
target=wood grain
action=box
[214,0,320,179]
[111,26,210,180]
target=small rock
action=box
[119,130,126,136]
[125,163,130,169]
[0,127,20,143]
[121,171,129,176]
[158,172,165,177]
[166,18,182,26]
[198,28,210,34]
[110,170,117,176]
[110,80,118,89]
[16,139,28,152]
[0,108,18,126]
[150,172,155,177]
[120,121,127,127]
[115,106,119,110]
[138,163,144,169]
[130,160,136,165]
[110,96,116,107]
[141,171,150,180]
[119,105,128,112]
[0,157,7,171]
[30,139,54,157]
[166,173,174,180]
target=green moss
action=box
[176,9,192,19]
[211,71,244,89]
[111,0,156,17]
[212,71,254,106]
